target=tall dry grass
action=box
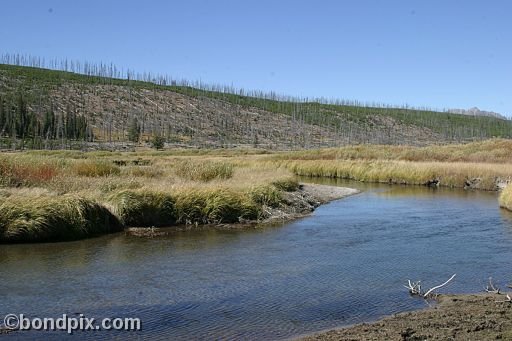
[0,156,61,186]
[0,152,297,242]
[4,137,512,241]
[174,160,234,181]
[272,139,512,164]
[499,185,512,211]
[72,160,121,177]
[280,159,512,190]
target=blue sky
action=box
[1,0,511,115]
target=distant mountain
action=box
[448,107,507,120]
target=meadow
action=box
[0,150,298,242]
[2,138,512,243]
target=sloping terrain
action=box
[0,64,511,149]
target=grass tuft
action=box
[173,188,259,224]
[0,196,122,243]
[72,160,120,177]
[272,178,300,192]
[175,160,234,182]
[249,185,282,207]
[108,190,175,227]
[499,185,512,211]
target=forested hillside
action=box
[0,57,511,150]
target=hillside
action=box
[1,63,511,150]
[448,107,507,120]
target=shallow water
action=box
[2,179,512,340]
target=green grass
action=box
[108,190,175,227]
[173,188,259,224]
[0,195,123,243]
[271,178,300,192]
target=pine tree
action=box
[127,117,140,142]
[150,134,165,150]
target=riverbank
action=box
[0,148,359,242]
[126,183,359,236]
[270,139,512,192]
[300,293,512,340]
[3,139,512,242]
[260,183,359,223]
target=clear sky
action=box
[1,0,511,115]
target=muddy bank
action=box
[127,184,359,236]
[261,184,359,223]
[300,293,512,341]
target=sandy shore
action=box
[301,184,360,204]
[300,293,512,341]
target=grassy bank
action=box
[269,139,512,191]
[0,194,122,243]
[2,139,512,242]
[0,151,298,243]
[499,185,512,210]
[279,159,511,190]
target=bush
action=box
[151,135,165,150]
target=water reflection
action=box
[1,179,512,340]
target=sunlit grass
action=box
[3,138,512,241]
[271,138,512,164]
[0,194,122,243]
[499,185,512,211]
[0,152,297,242]
[72,160,121,177]
[174,160,234,182]
[280,159,511,190]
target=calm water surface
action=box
[2,179,512,340]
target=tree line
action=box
[0,93,92,149]
[0,53,511,150]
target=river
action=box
[2,179,512,339]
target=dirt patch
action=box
[301,184,360,203]
[300,293,512,341]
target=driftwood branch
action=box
[405,274,456,298]
[485,277,500,294]
[423,274,456,298]
[404,280,421,295]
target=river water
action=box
[2,179,512,340]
